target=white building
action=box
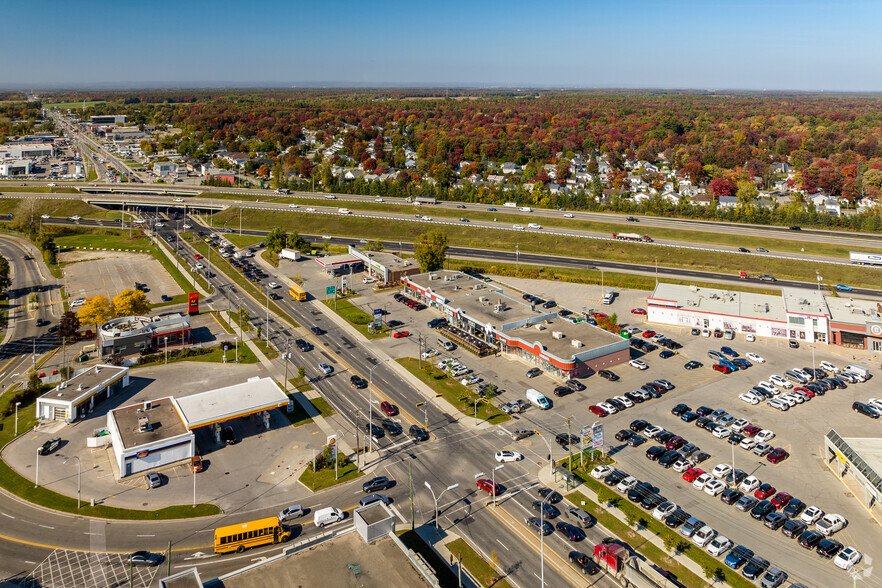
[0,159,32,176]
[36,365,130,422]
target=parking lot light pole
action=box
[14,402,21,436]
[63,456,81,508]
[368,361,388,453]
[164,336,168,364]
[264,286,270,344]
[425,481,459,532]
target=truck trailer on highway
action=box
[594,541,677,588]
[612,233,653,242]
[850,251,882,266]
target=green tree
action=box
[26,370,42,396]
[736,180,759,210]
[34,232,57,265]
[414,230,449,271]
[0,256,11,295]
[297,366,305,380]
[266,227,288,254]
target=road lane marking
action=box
[38,525,54,530]
[496,538,509,550]
[1,513,14,519]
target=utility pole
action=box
[354,411,361,471]
[409,461,415,530]
[564,416,574,470]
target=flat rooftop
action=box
[172,377,289,430]
[356,503,393,525]
[502,317,626,359]
[41,365,127,403]
[111,397,189,449]
[825,296,882,326]
[781,287,830,317]
[220,532,428,588]
[355,248,418,272]
[649,283,788,323]
[315,253,360,267]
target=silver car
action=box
[278,505,304,521]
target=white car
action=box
[701,328,710,337]
[182,223,192,229]
[650,333,666,343]
[707,535,733,557]
[318,362,333,375]
[527,223,542,229]
[704,479,726,496]
[819,361,839,373]
[629,359,648,370]
[755,429,775,443]
[672,459,691,473]
[70,215,81,221]
[692,473,712,490]
[868,398,882,413]
[338,208,351,214]
[495,451,524,463]
[69,297,86,308]
[739,476,760,494]
[730,418,749,433]
[613,395,634,408]
[712,427,731,439]
[288,203,299,208]
[801,505,824,525]
[769,374,793,389]
[172,198,184,202]
[816,513,846,536]
[40,214,50,219]
[512,224,524,230]
[692,525,717,547]
[375,197,384,202]
[563,213,574,218]
[767,398,789,411]
[711,464,732,479]
[644,425,663,439]
[421,216,432,221]
[616,476,638,492]
[195,263,204,270]
[792,367,811,381]
[739,392,760,405]
[268,282,280,289]
[745,352,765,363]
[652,501,677,521]
[756,381,778,395]
[421,348,437,359]
[306,207,316,212]
[155,222,164,227]
[781,393,802,405]
[598,402,618,414]
[590,465,614,479]
[745,333,755,342]
[833,546,862,570]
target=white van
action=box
[520,206,532,212]
[314,507,345,528]
[602,293,614,305]
[526,388,551,410]
[843,365,870,379]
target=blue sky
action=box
[2,0,881,90]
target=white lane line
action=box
[39,525,54,529]
[135,534,155,537]
[1,513,14,519]
[496,538,509,551]
[83,532,97,536]
[24,560,35,565]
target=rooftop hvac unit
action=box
[688,285,699,292]
[534,324,545,331]
[799,299,809,305]
[571,339,584,348]
[552,331,565,339]
[94,366,101,373]
[143,401,152,411]
[429,274,439,280]
[478,296,487,303]
[138,416,152,432]
[453,285,460,290]
[493,303,504,313]
[77,384,84,392]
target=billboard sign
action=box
[579,425,593,451]
[592,421,604,450]
[187,292,199,315]
[327,435,337,460]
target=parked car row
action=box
[393,292,426,311]
[588,380,674,417]
[672,403,788,462]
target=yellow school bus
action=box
[214,516,292,554]
[289,283,307,301]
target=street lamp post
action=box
[14,402,21,436]
[265,286,270,345]
[539,485,561,588]
[164,336,168,364]
[537,432,554,472]
[367,361,388,453]
[515,243,519,275]
[424,480,459,532]
[63,456,81,508]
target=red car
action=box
[380,401,398,416]
[754,483,776,500]
[742,425,762,437]
[38,372,46,378]
[589,405,609,417]
[767,448,789,464]
[642,330,656,338]
[793,386,814,398]
[592,312,608,318]
[631,308,647,315]
[665,436,686,451]
[682,467,704,483]
[770,492,792,509]
[476,478,500,495]
[392,331,411,338]
[712,364,732,374]
[194,253,203,259]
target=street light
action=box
[367,360,388,453]
[14,402,21,436]
[424,480,459,532]
[538,482,563,588]
[536,431,554,472]
[63,456,81,508]
[515,243,519,275]
[164,336,168,364]
[476,465,505,507]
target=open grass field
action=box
[43,100,107,109]
[54,229,153,251]
[212,206,882,289]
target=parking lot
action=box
[21,549,160,588]
[310,269,882,587]
[61,250,184,304]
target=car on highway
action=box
[568,550,599,574]
[495,450,524,463]
[278,505,304,521]
[380,401,398,416]
[127,551,164,567]
[477,478,501,495]
[318,362,333,375]
[363,476,392,493]
[409,425,429,441]
[835,284,853,292]
[555,522,583,541]
[526,517,553,535]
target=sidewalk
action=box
[537,463,711,582]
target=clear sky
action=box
[2,0,881,90]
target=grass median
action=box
[298,459,362,491]
[445,537,512,588]
[212,206,882,289]
[321,297,388,339]
[397,357,510,425]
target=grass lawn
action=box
[0,391,219,520]
[321,297,388,339]
[397,530,460,588]
[134,344,258,368]
[0,198,103,218]
[283,398,314,427]
[251,336,279,359]
[213,207,882,289]
[55,230,153,252]
[309,396,335,417]
[445,538,512,588]
[298,459,362,491]
[44,100,106,109]
[397,357,510,425]
[224,233,265,248]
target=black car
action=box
[597,370,618,381]
[625,391,645,404]
[555,521,583,541]
[127,551,164,567]
[693,452,711,464]
[381,419,402,436]
[409,425,429,441]
[853,402,880,418]
[627,435,647,447]
[630,419,650,432]
[604,470,628,486]
[526,517,553,536]
[532,500,559,519]
[728,432,744,445]
[724,469,748,486]
[569,551,600,575]
[764,512,788,530]
[606,398,626,411]
[790,225,801,231]
[658,450,681,468]
[782,519,807,538]
[553,386,572,397]
[645,446,667,461]
[220,426,237,445]
[350,375,367,389]
[783,498,806,518]
[566,379,586,391]
[816,539,843,559]
[655,431,674,444]
[798,529,824,549]
[363,476,392,493]
[555,433,578,447]
[387,320,404,328]
[684,360,703,370]
[543,300,557,309]
[365,423,385,439]
[741,556,769,580]
[671,403,690,416]
[750,500,775,520]
[664,509,689,528]
[538,488,563,503]
[695,406,714,416]
[680,443,699,457]
[721,488,743,505]
[269,292,281,300]
[627,482,658,503]
[641,493,665,511]
[38,437,62,455]
[295,339,312,352]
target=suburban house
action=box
[152,161,178,177]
